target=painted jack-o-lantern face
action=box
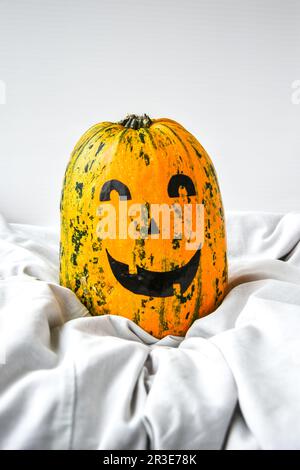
[100,175,201,298]
[60,114,227,338]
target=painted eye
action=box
[99,179,132,201]
[167,174,196,197]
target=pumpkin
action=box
[60,114,227,338]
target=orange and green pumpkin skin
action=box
[59,116,228,338]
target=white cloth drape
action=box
[0,211,300,449]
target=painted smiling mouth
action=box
[106,248,200,297]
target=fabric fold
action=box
[0,211,300,449]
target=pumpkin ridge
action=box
[70,123,113,174]
[157,122,191,160]
[73,123,111,156]
[143,128,157,150]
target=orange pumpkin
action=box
[60,114,227,338]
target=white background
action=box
[0,0,299,225]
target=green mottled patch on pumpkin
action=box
[214,277,223,304]
[191,252,202,323]
[133,309,141,325]
[205,182,213,198]
[135,238,146,263]
[169,261,180,270]
[92,240,102,251]
[158,300,168,332]
[90,280,106,306]
[71,226,88,265]
[74,277,81,293]
[172,238,180,249]
[139,149,150,166]
[75,182,84,198]
[95,142,105,156]
[148,253,154,266]
[192,144,202,159]
[175,283,195,304]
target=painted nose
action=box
[149,217,159,235]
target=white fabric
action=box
[1,211,300,450]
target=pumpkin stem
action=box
[118,114,152,130]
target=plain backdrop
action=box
[0,0,299,225]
